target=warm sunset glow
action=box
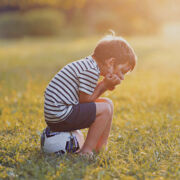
[0,0,179,179]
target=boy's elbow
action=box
[79,97,93,103]
[79,91,94,103]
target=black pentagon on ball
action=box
[40,129,46,149]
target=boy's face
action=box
[113,63,131,80]
[100,58,131,80]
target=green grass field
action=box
[0,34,179,179]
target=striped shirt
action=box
[44,56,100,123]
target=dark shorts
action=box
[46,102,96,132]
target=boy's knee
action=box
[103,103,112,124]
[100,98,114,114]
[105,103,112,117]
[105,98,114,109]
[95,102,111,118]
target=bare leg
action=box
[79,102,111,154]
[95,98,114,152]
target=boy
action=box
[44,35,137,155]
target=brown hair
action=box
[92,35,137,71]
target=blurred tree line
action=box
[0,0,176,38]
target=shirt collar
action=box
[87,55,100,73]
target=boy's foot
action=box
[78,152,94,160]
[77,150,94,159]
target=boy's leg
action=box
[79,102,112,154]
[95,98,114,152]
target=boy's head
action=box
[92,35,137,78]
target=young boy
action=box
[44,35,137,155]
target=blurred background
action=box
[0,0,180,96]
[0,0,179,38]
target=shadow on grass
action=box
[11,148,98,179]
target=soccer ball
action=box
[41,127,84,154]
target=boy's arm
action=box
[79,74,121,103]
[79,80,108,103]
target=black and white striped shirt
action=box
[44,56,100,123]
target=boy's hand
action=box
[103,73,121,90]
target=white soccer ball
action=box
[41,127,84,154]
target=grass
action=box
[0,34,180,179]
